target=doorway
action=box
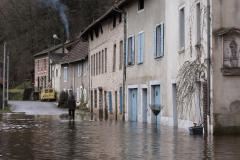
[142,88,148,123]
[129,89,138,122]
[172,84,178,127]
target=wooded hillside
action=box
[0,0,115,86]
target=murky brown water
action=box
[0,113,240,160]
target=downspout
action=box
[206,0,211,135]
[122,10,127,121]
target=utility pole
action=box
[2,42,6,110]
[7,51,9,103]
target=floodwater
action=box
[0,113,240,160]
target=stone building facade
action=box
[212,0,240,134]
[81,8,124,120]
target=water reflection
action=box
[0,113,240,160]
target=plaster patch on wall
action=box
[230,100,240,113]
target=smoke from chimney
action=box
[40,0,70,40]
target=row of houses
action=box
[34,0,240,134]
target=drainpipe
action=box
[206,0,211,135]
[123,11,127,121]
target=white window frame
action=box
[64,67,68,82]
[154,22,164,58]
[179,5,185,51]
[77,63,82,77]
[127,35,135,66]
[196,2,201,44]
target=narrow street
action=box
[9,101,67,115]
[0,101,239,160]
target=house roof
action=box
[80,0,130,39]
[33,40,78,57]
[61,40,89,64]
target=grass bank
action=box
[0,105,12,113]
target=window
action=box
[44,59,47,70]
[138,32,144,63]
[179,7,185,50]
[102,50,104,73]
[113,15,116,28]
[127,36,135,65]
[196,3,201,43]
[98,52,101,75]
[96,53,98,75]
[113,44,116,72]
[37,60,40,72]
[94,54,96,76]
[64,67,68,82]
[77,63,82,77]
[119,40,123,69]
[105,48,107,73]
[154,24,164,58]
[91,55,93,76]
[138,0,144,11]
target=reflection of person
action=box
[67,92,76,120]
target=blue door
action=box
[153,85,161,123]
[108,91,112,113]
[119,87,123,113]
[130,89,138,121]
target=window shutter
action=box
[160,23,164,56]
[137,34,141,63]
[141,33,144,63]
[153,28,156,58]
[126,38,129,65]
[132,36,135,64]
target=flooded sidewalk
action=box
[0,102,240,160]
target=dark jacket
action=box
[67,95,76,110]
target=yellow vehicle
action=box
[40,88,56,101]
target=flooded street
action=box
[0,101,240,160]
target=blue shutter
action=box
[153,28,156,58]
[132,36,135,64]
[160,23,164,57]
[137,34,141,63]
[119,87,123,113]
[141,33,144,63]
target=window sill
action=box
[221,67,240,76]
[154,56,164,59]
[178,48,185,54]
[137,9,144,13]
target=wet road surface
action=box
[0,101,240,160]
